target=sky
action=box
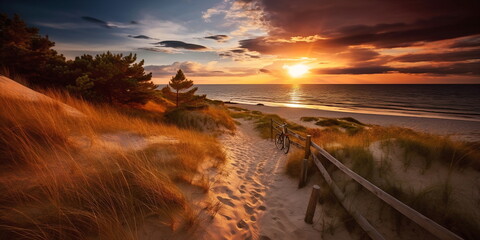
[3,0,480,84]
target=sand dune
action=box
[0,76,85,117]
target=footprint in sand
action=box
[243,203,254,215]
[217,196,235,207]
[250,216,256,221]
[258,205,267,211]
[236,219,248,229]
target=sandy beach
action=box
[228,103,480,142]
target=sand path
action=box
[199,119,324,240]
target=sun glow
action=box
[284,64,309,78]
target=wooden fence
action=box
[270,119,463,240]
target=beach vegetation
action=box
[0,14,67,87]
[1,14,160,106]
[161,69,206,108]
[228,106,306,139]
[66,52,157,105]
[165,104,236,132]
[300,116,318,122]
[0,87,226,239]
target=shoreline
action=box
[227,102,480,142]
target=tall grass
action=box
[309,126,480,171]
[228,106,305,139]
[308,125,480,239]
[165,105,236,132]
[0,90,226,239]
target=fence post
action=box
[304,135,311,159]
[298,158,308,188]
[305,185,320,224]
[270,119,273,141]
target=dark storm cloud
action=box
[255,0,479,37]
[239,16,480,54]
[81,16,113,28]
[153,41,207,50]
[237,0,480,54]
[314,62,480,75]
[331,16,480,48]
[128,35,157,40]
[204,34,230,42]
[393,49,480,62]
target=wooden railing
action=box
[270,119,463,240]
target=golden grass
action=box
[309,126,480,171]
[228,106,305,139]
[306,124,480,239]
[0,90,226,239]
[285,150,304,178]
[165,105,236,132]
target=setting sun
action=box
[284,64,309,78]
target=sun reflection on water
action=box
[288,84,302,104]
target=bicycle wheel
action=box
[275,133,284,150]
[283,136,290,154]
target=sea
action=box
[191,84,480,122]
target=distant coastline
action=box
[229,103,480,142]
[193,84,480,122]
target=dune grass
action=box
[0,90,226,239]
[308,124,480,239]
[165,105,236,132]
[227,106,305,139]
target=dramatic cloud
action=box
[153,41,207,50]
[128,35,157,40]
[337,48,381,62]
[393,49,480,62]
[145,61,257,77]
[138,47,180,54]
[253,0,479,37]
[450,36,480,48]
[81,16,111,28]
[231,49,245,53]
[218,48,262,61]
[204,34,230,42]
[202,0,268,36]
[81,16,136,29]
[314,62,480,75]
[316,66,395,75]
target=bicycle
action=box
[275,123,290,154]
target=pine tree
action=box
[67,52,157,105]
[0,14,67,86]
[161,69,205,108]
